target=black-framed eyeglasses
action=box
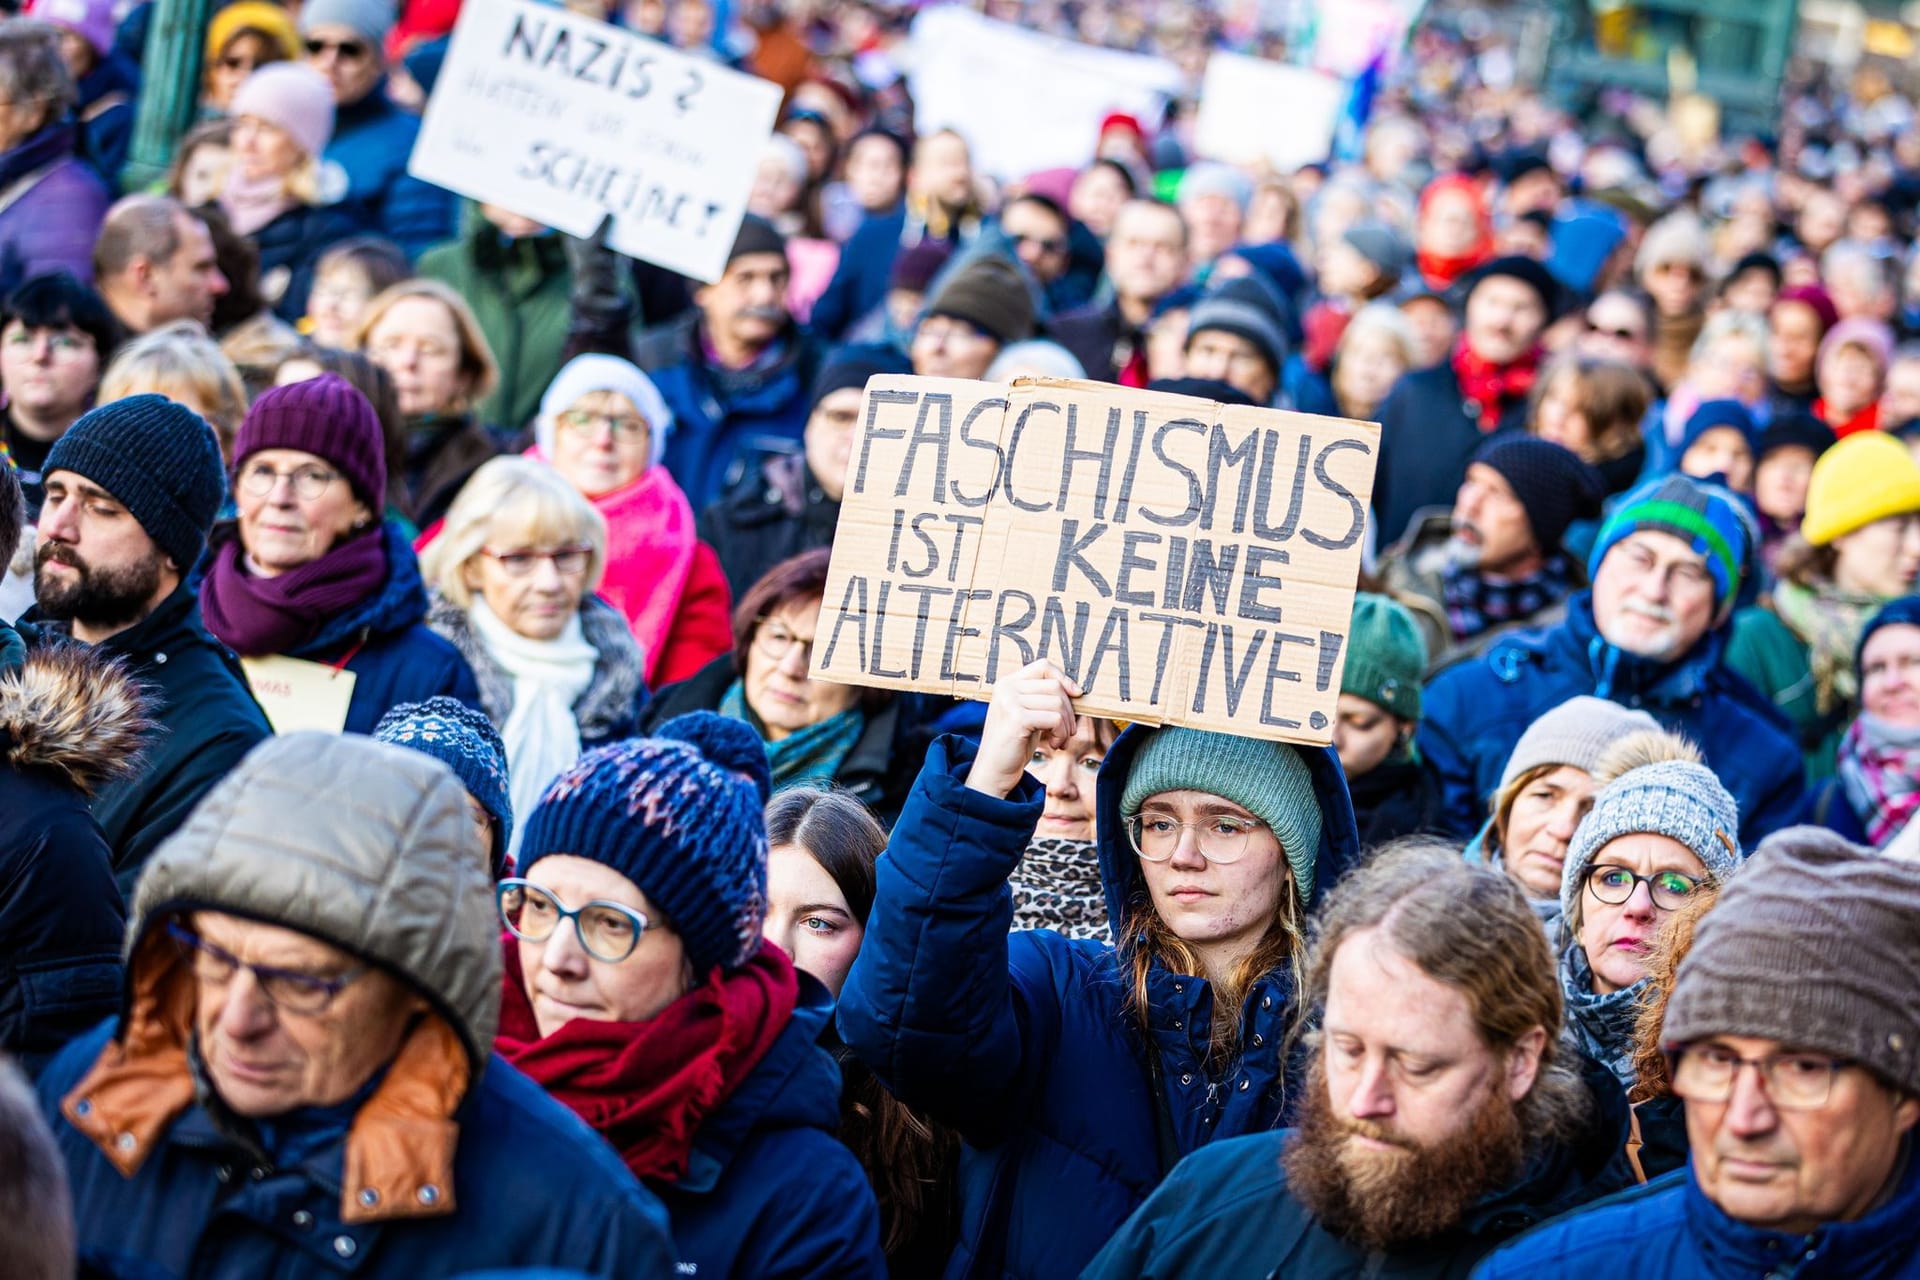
[481,546,593,578]
[1584,864,1702,912]
[497,879,652,963]
[1124,812,1268,865]
[165,921,366,1015]
[237,461,340,502]
[1670,1043,1849,1111]
[305,37,368,59]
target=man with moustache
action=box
[1420,474,1806,850]
[1085,845,1628,1278]
[24,396,268,895]
[632,214,824,508]
[1382,436,1604,671]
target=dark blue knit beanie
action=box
[1857,595,1920,673]
[516,712,773,975]
[374,697,513,878]
[43,395,225,570]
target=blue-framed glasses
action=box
[497,879,651,963]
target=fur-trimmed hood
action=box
[0,634,152,795]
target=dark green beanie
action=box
[1341,594,1427,720]
[1119,728,1322,901]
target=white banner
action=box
[1192,52,1344,172]
[408,0,782,283]
[904,8,1182,181]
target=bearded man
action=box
[1085,845,1629,1278]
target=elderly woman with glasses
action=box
[422,456,647,863]
[494,715,886,1278]
[531,355,732,686]
[199,373,480,734]
[1556,730,1743,1090]
[639,548,915,825]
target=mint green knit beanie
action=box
[1120,728,1323,901]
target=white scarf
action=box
[471,600,598,860]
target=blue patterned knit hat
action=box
[374,697,513,877]
[516,713,774,975]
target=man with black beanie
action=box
[699,343,912,599]
[1382,435,1604,669]
[1373,255,1562,545]
[24,395,269,894]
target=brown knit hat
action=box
[1663,826,1920,1094]
[923,255,1036,347]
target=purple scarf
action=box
[200,526,390,657]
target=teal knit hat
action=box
[1341,594,1427,720]
[1120,728,1323,900]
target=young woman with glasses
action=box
[422,457,648,864]
[836,658,1361,1276]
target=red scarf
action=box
[496,939,800,1184]
[1450,338,1542,432]
[1813,398,1882,439]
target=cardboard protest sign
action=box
[811,377,1381,746]
[1193,52,1344,172]
[408,0,781,283]
[904,7,1181,180]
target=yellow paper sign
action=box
[810,375,1381,746]
[240,654,358,735]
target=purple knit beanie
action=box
[235,373,386,507]
[229,62,337,159]
[24,0,117,55]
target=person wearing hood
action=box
[837,659,1362,1276]
[0,462,144,1074]
[35,732,676,1276]
[700,343,911,602]
[497,715,886,1278]
[0,22,109,285]
[1335,594,1444,847]
[1086,845,1631,1279]
[1464,696,1660,921]
[1728,430,1920,776]
[530,353,732,686]
[1555,733,1742,1090]
[1421,473,1806,851]
[200,373,480,734]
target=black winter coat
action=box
[26,583,271,898]
[1372,362,1528,549]
[698,453,842,602]
[1347,752,1446,849]
[250,201,365,322]
[0,632,142,1075]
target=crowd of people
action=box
[2,0,1920,1277]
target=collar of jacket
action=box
[469,220,567,275]
[83,579,204,667]
[1685,1135,1920,1275]
[0,118,77,189]
[59,926,472,1227]
[1560,591,1725,706]
[334,77,395,130]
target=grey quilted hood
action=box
[127,732,502,1069]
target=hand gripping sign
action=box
[811,377,1382,747]
[408,0,782,283]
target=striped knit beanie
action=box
[1588,473,1754,620]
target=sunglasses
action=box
[305,37,368,60]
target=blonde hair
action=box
[97,320,249,458]
[421,457,608,608]
[1332,303,1416,419]
[352,279,500,409]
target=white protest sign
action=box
[904,7,1182,180]
[1193,52,1344,172]
[811,377,1381,746]
[408,0,782,283]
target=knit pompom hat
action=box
[1120,728,1323,903]
[229,62,336,160]
[1342,594,1426,720]
[374,697,513,878]
[43,394,226,570]
[234,372,386,509]
[534,354,674,471]
[1560,759,1742,922]
[1800,430,1920,547]
[516,713,774,975]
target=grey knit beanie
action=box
[1560,759,1742,921]
[1500,696,1662,793]
[1121,728,1323,903]
[1664,826,1920,1094]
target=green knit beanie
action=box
[1341,594,1427,720]
[1120,728,1323,901]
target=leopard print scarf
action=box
[1009,837,1109,943]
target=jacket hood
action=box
[1094,724,1361,947]
[1,636,152,794]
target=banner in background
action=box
[812,376,1381,746]
[1193,52,1345,172]
[409,0,782,282]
